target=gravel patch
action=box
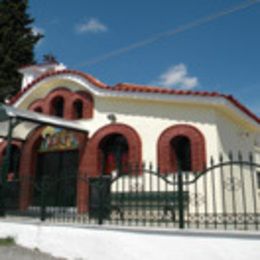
[0,245,66,260]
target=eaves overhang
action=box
[0,105,88,141]
[7,69,260,128]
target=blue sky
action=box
[29,0,260,116]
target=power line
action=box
[75,0,260,67]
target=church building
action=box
[0,62,259,212]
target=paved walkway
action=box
[0,245,65,260]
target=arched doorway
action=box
[78,124,141,212]
[99,134,129,175]
[33,128,80,207]
[81,123,142,177]
[19,127,86,210]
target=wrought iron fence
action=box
[0,152,260,231]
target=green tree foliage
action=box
[0,0,43,101]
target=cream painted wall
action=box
[79,96,219,166]
[215,110,257,160]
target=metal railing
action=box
[1,152,260,230]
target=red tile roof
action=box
[8,69,260,124]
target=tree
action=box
[43,53,58,64]
[0,0,43,101]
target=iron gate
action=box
[1,152,260,230]
[88,153,260,230]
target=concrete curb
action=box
[1,218,260,240]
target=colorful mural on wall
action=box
[39,127,79,152]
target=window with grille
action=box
[170,136,191,171]
[73,100,83,119]
[52,97,64,117]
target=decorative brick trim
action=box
[28,88,94,120]
[157,124,206,173]
[76,91,94,119]
[28,99,45,113]
[19,127,43,210]
[77,123,142,212]
[80,123,142,178]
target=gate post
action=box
[98,176,112,225]
[177,166,184,229]
[98,178,103,225]
[0,183,5,217]
[40,176,47,221]
[89,175,111,224]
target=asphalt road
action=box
[0,245,66,260]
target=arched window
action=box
[158,125,206,173]
[170,136,191,171]
[52,97,64,117]
[34,107,42,113]
[99,134,129,175]
[77,91,94,119]
[73,100,83,119]
[82,124,142,178]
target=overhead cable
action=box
[75,0,260,67]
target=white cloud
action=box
[76,18,108,34]
[156,63,199,89]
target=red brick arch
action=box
[18,126,87,210]
[19,126,45,209]
[29,99,45,113]
[28,88,94,120]
[157,124,206,173]
[76,123,142,212]
[80,123,142,177]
